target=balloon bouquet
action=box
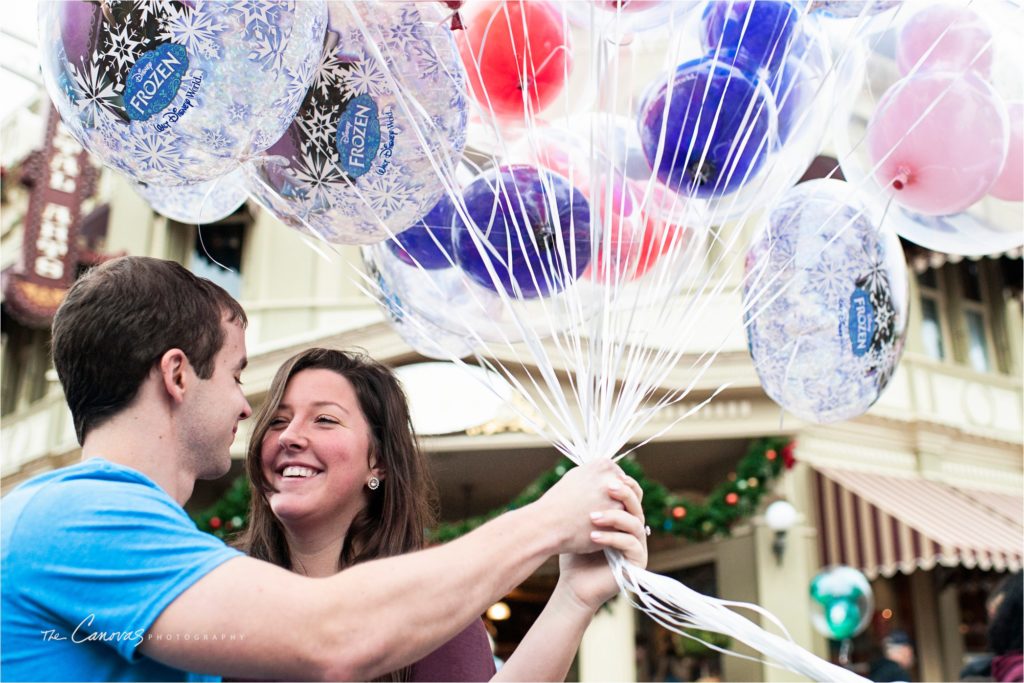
[36,0,1023,679]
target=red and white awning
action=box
[812,466,1023,579]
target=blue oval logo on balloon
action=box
[336,94,381,179]
[638,58,773,199]
[454,165,591,299]
[124,43,188,121]
[847,288,875,357]
[389,194,458,270]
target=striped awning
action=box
[813,467,1023,579]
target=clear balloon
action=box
[809,566,874,641]
[866,72,1009,216]
[896,4,995,79]
[990,101,1023,202]
[457,0,572,120]
[363,251,477,360]
[744,179,909,424]
[38,0,326,186]
[244,1,467,246]
[133,170,248,225]
[638,57,777,201]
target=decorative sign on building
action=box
[4,105,99,328]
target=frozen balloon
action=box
[245,1,468,245]
[38,0,326,185]
[809,0,899,18]
[744,179,908,424]
[134,169,248,225]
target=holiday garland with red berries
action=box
[195,437,795,542]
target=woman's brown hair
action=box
[236,348,438,682]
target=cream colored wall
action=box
[578,594,638,682]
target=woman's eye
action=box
[316,416,339,425]
[268,417,288,427]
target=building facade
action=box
[2,89,1022,683]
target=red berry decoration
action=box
[765,449,778,461]
[725,492,739,506]
[672,506,687,519]
[209,516,222,530]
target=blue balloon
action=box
[388,194,458,270]
[454,165,591,299]
[638,57,775,200]
[701,0,802,77]
[38,0,327,185]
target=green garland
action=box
[430,437,795,543]
[194,437,795,543]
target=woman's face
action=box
[260,368,378,531]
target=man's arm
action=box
[142,460,629,680]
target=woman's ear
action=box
[368,455,385,482]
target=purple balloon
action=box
[638,57,774,199]
[454,165,591,299]
[701,0,801,77]
[388,194,458,270]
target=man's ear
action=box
[158,348,191,405]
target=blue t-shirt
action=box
[1,459,242,681]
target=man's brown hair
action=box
[51,256,246,444]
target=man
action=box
[869,630,915,682]
[1,256,641,681]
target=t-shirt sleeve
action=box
[7,476,241,662]
[410,618,497,682]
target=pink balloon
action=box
[867,72,1008,216]
[896,4,994,78]
[989,101,1023,202]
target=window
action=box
[166,208,249,300]
[190,223,246,299]
[914,260,1011,374]
[916,268,947,361]
[957,261,996,373]
[1,310,52,416]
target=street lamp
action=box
[765,500,798,565]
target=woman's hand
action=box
[556,473,648,614]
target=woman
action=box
[238,348,648,681]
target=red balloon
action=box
[587,179,686,283]
[457,0,572,120]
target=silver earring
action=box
[367,476,380,491]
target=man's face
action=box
[889,643,915,669]
[181,318,252,479]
